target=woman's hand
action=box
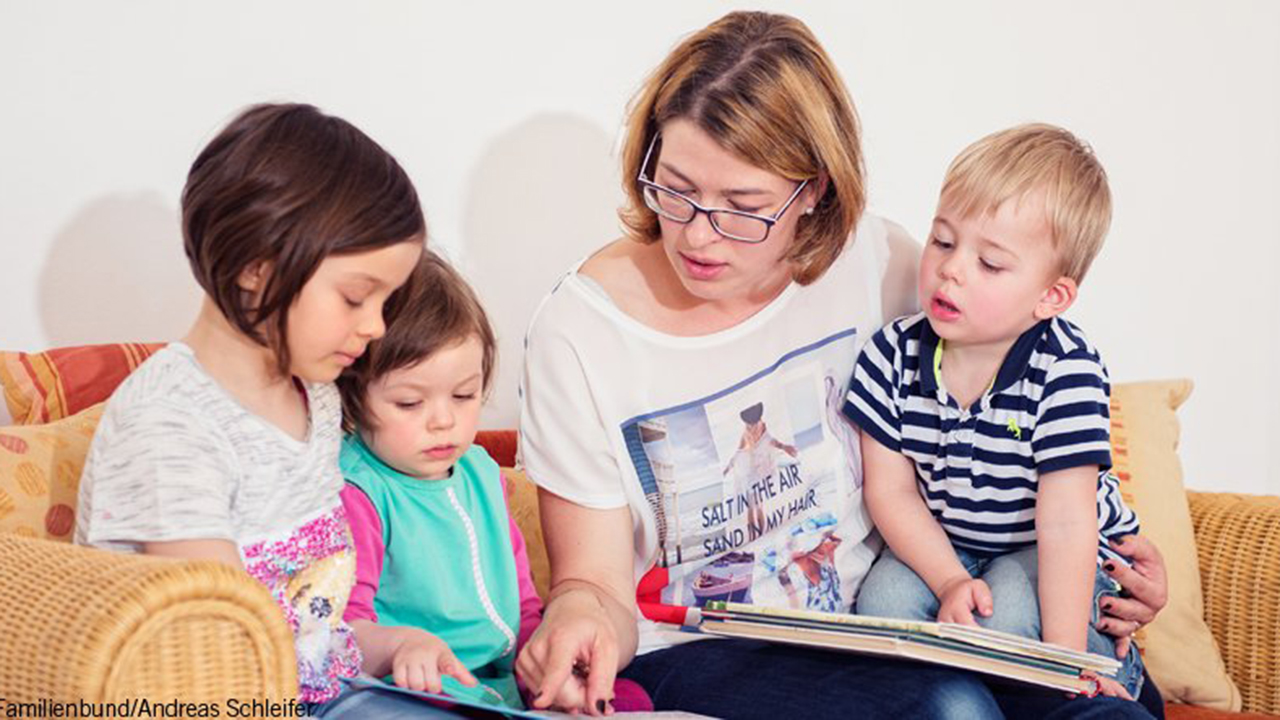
[517,586,620,715]
[1096,534,1168,658]
[390,628,477,694]
[516,490,640,716]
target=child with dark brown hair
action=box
[336,251,650,712]
[75,103,460,717]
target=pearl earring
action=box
[803,207,815,216]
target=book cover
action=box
[696,601,1119,695]
[341,677,547,719]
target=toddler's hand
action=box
[936,577,993,626]
[391,629,478,694]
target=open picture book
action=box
[692,601,1121,696]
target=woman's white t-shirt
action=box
[519,215,917,654]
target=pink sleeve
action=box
[500,471,544,651]
[340,483,384,624]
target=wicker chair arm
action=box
[0,533,296,704]
[1187,491,1280,715]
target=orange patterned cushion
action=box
[0,343,163,425]
[0,403,104,541]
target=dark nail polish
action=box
[597,699,607,713]
[1104,562,1116,572]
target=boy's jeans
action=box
[856,545,1146,698]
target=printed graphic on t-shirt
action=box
[622,329,871,616]
[241,505,362,703]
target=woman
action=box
[516,11,1167,719]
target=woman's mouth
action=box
[680,252,727,281]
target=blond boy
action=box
[845,124,1144,699]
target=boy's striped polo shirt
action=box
[843,313,1139,563]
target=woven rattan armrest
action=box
[0,533,296,704]
[1187,491,1280,715]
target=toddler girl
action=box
[337,251,650,713]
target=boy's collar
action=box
[917,317,1052,397]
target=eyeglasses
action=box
[636,134,810,244]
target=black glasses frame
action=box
[636,134,810,244]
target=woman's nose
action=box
[684,209,722,248]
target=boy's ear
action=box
[1034,275,1078,320]
[237,260,272,293]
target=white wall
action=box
[2,2,1276,494]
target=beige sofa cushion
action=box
[1111,379,1240,711]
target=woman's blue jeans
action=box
[619,636,1159,719]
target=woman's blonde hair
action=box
[619,11,864,285]
[941,123,1112,283]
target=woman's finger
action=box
[1100,594,1157,625]
[1113,633,1132,660]
[1110,534,1163,566]
[1094,615,1140,638]
[1106,537,1168,613]
[515,641,545,690]
[532,638,585,710]
[584,637,620,716]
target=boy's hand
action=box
[391,628,478,694]
[1075,673,1133,701]
[936,576,993,626]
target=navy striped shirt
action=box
[843,313,1139,563]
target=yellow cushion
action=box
[504,467,550,601]
[1111,380,1241,711]
[0,403,104,541]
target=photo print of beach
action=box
[622,329,876,613]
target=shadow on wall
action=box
[462,114,621,429]
[38,193,201,347]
